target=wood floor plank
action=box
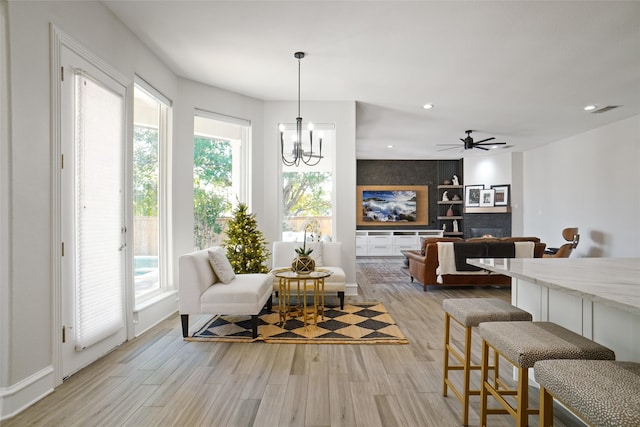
[349,381,383,427]
[252,383,287,427]
[279,374,308,427]
[328,373,357,427]
[374,394,410,427]
[305,361,330,427]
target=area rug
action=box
[186,302,409,344]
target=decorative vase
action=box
[446,205,454,216]
[292,256,315,273]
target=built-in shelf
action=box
[437,200,463,205]
[444,232,463,236]
[465,206,512,214]
[437,216,463,220]
[355,229,444,257]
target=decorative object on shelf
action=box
[280,52,323,167]
[479,189,495,207]
[446,205,454,217]
[442,191,450,201]
[442,179,452,185]
[292,227,315,273]
[442,224,447,231]
[452,175,460,186]
[465,184,484,207]
[490,184,510,206]
[453,219,459,233]
[452,193,461,201]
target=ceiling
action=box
[102,1,640,160]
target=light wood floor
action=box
[4,258,583,426]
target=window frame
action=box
[192,109,251,249]
[132,77,173,305]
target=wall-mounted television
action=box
[357,185,428,226]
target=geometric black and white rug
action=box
[186,302,409,344]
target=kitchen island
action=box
[468,257,640,362]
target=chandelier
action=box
[280,52,323,167]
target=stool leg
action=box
[462,325,472,426]
[480,338,490,427]
[516,366,529,427]
[539,385,553,427]
[442,312,451,396]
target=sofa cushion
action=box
[207,247,236,284]
[200,273,272,314]
[502,236,541,243]
[420,237,462,255]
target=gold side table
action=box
[274,269,331,327]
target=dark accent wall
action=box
[357,160,459,230]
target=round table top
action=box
[273,268,332,279]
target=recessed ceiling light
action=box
[387,145,394,148]
[422,103,434,110]
[584,105,598,111]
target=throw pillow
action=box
[305,242,324,267]
[207,247,236,284]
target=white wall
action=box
[523,114,640,257]
[463,151,525,235]
[263,101,357,286]
[2,1,178,418]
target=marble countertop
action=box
[467,258,640,315]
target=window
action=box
[193,112,250,250]
[281,124,335,242]
[133,80,170,301]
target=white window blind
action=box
[74,72,125,350]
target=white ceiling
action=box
[102,0,640,160]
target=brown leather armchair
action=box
[543,227,579,258]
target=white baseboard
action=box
[0,366,54,421]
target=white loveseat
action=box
[270,241,346,309]
[178,247,273,339]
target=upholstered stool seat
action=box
[442,298,532,425]
[478,321,615,427]
[534,359,640,427]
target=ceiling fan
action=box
[438,130,507,151]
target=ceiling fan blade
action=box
[437,146,463,152]
[474,146,489,150]
[460,138,466,143]
[436,144,461,146]
[474,137,495,144]
[476,142,507,146]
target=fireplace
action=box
[463,212,512,238]
[470,227,507,238]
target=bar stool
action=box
[534,359,640,427]
[442,298,533,425]
[478,321,616,427]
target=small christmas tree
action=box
[222,203,270,273]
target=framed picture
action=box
[479,189,495,207]
[491,184,510,206]
[464,185,484,207]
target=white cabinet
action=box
[355,229,443,257]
